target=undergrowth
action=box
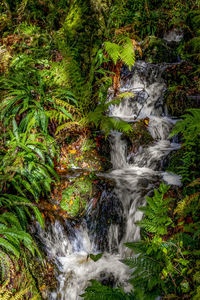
[0,0,200,298]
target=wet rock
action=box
[86,179,124,252]
[163,28,184,43]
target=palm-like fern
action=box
[104,37,136,70]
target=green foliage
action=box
[169,109,200,184]
[0,210,40,269]
[138,183,173,235]
[60,177,92,217]
[0,127,58,200]
[186,10,200,63]
[0,194,44,229]
[0,56,77,134]
[81,279,131,300]
[170,109,200,143]
[88,97,132,137]
[89,253,103,262]
[104,37,135,70]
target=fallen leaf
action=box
[69,149,76,154]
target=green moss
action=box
[60,176,92,217]
[165,88,189,117]
[142,36,177,63]
[126,120,153,151]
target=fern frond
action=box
[104,42,121,65]
[100,117,132,137]
[174,192,200,216]
[47,110,72,124]
[55,121,81,134]
[169,109,200,142]
[138,183,173,235]
[120,38,135,70]
[53,98,80,115]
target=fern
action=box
[120,38,135,70]
[88,97,132,136]
[0,126,58,200]
[81,279,131,300]
[169,109,200,142]
[100,116,132,137]
[0,285,29,300]
[138,183,173,235]
[169,109,200,183]
[0,212,40,259]
[104,42,121,65]
[0,194,44,229]
[104,37,135,70]
[124,238,179,299]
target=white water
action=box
[37,61,181,299]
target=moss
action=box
[165,88,189,117]
[57,134,110,172]
[126,119,153,153]
[60,176,93,217]
[141,36,177,63]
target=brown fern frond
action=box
[53,98,80,116]
[47,110,72,124]
[55,121,82,135]
[188,178,200,187]
[174,192,200,216]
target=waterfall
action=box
[37,61,181,299]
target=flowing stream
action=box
[38,61,181,299]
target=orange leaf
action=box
[69,149,76,154]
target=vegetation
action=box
[60,176,92,217]
[0,0,200,298]
[83,108,200,299]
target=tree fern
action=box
[104,37,135,70]
[120,38,135,70]
[104,42,121,65]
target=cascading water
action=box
[37,61,182,299]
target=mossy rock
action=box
[142,36,177,63]
[125,119,154,153]
[165,88,189,116]
[57,134,111,173]
[60,176,93,217]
